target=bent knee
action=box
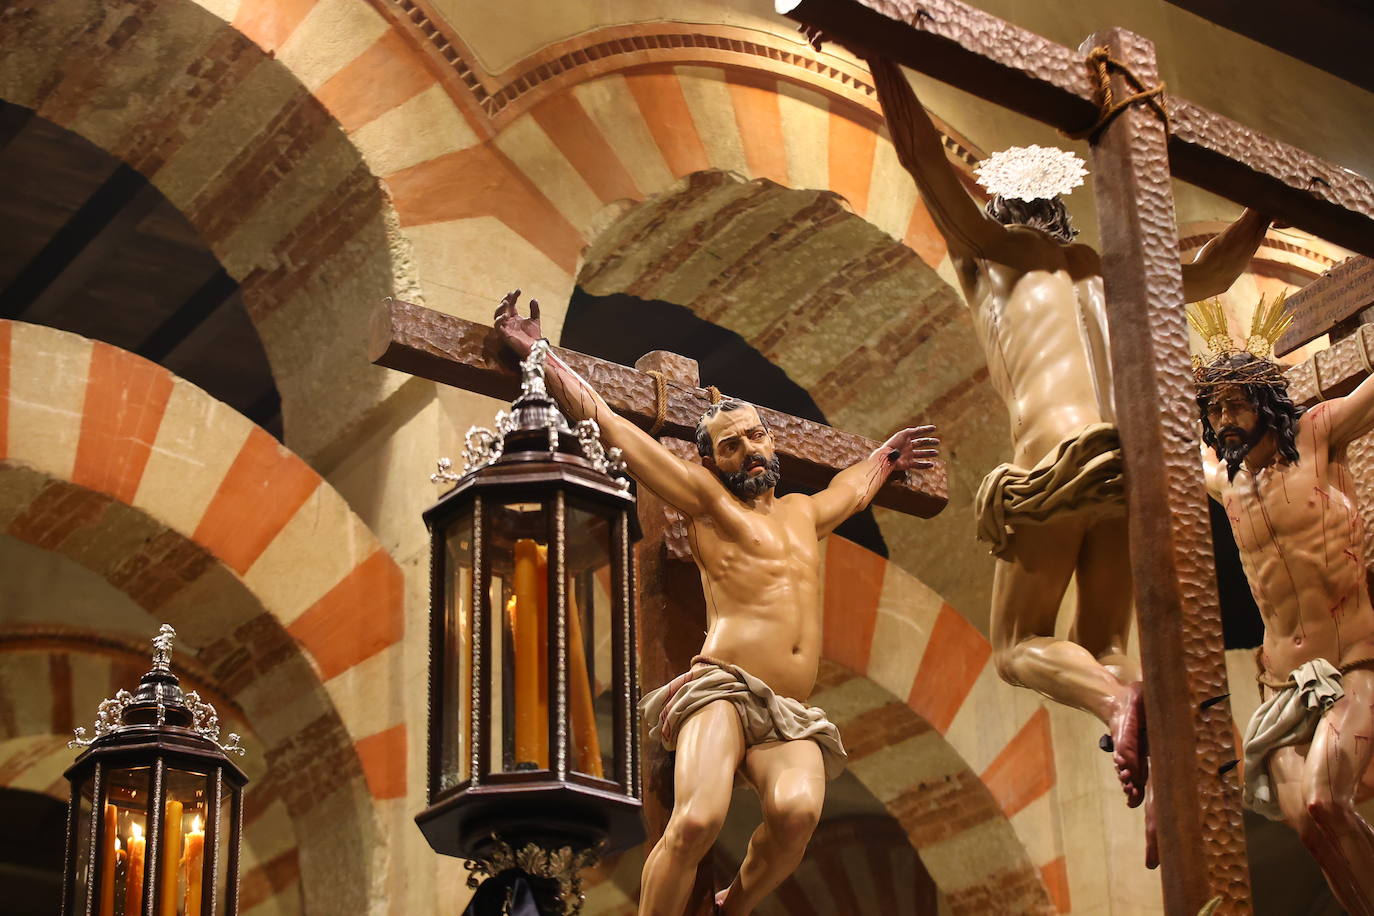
[664,808,725,857]
[993,646,1024,687]
[767,794,822,842]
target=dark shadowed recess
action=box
[0,787,66,915]
[1207,499,1264,650]
[0,101,282,438]
[561,289,888,557]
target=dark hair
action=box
[695,399,763,458]
[985,194,1077,244]
[1196,353,1304,467]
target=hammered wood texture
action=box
[786,0,1374,256]
[370,299,948,516]
[1086,28,1249,914]
[1286,324,1374,406]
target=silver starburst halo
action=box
[974,145,1088,201]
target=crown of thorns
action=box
[1188,293,1293,390]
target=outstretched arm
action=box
[810,427,939,537]
[864,56,1005,258]
[1181,208,1272,302]
[494,292,717,516]
[1321,371,1374,450]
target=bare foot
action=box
[714,888,728,914]
[1144,782,1159,870]
[1108,682,1148,808]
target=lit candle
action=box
[512,539,548,767]
[124,822,145,916]
[99,803,117,916]
[160,799,183,915]
[182,814,204,915]
[566,576,603,777]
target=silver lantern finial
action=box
[151,623,176,672]
[520,339,552,400]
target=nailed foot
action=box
[714,888,728,915]
[1109,682,1149,808]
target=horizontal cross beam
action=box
[1285,322,1374,407]
[782,0,1374,258]
[369,299,948,517]
[1276,256,1374,356]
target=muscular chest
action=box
[695,504,818,573]
[1223,463,1357,552]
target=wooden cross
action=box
[370,298,948,915]
[780,1,1374,913]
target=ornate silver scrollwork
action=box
[575,419,630,489]
[461,409,516,475]
[69,689,134,748]
[184,691,246,756]
[430,457,461,485]
[463,836,599,915]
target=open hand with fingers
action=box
[881,425,940,472]
[493,289,543,359]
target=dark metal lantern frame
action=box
[416,341,644,865]
[62,626,248,916]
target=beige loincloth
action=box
[639,656,848,780]
[974,422,1125,558]
[1242,658,1344,821]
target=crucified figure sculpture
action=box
[494,293,939,915]
[806,34,1271,853]
[1195,298,1374,915]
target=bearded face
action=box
[703,404,781,501]
[1205,384,1267,480]
[719,453,782,500]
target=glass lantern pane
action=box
[153,768,209,916]
[440,511,474,792]
[212,782,234,916]
[69,773,95,915]
[486,499,550,773]
[104,766,153,916]
[565,501,615,781]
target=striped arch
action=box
[0,0,422,461]
[383,59,971,333]
[0,321,408,912]
[819,536,1067,915]
[0,640,304,915]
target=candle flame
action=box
[191,814,202,832]
[131,821,143,841]
[115,837,122,851]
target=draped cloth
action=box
[974,423,1126,558]
[1242,658,1345,821]
[639,657,848,780]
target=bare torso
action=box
[1206,406,1374,677]
[954,231,1114,466]
[690,493,823,700]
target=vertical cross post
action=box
[632,350,716,916]
[1083,27,1251,913]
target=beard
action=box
[719,453,781,500]
[1216,423,1266,481]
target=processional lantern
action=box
[416,340,644,911]
[62,625,247,916]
